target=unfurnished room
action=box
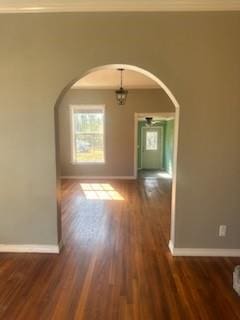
[0,1,240,319]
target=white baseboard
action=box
[0,243,62,254]
[169,241,240,257]
[61,176,136,180]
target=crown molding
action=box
[0,1,240,13]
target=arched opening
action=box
[54,64,180,250]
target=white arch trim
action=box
[71,64,180,249]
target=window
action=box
[71,105,105,163]
[146,131,158,150]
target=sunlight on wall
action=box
[80,183,124,201]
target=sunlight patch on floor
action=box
[80,183,124,201]
[157,172,172,179]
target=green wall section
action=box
[164,120,174,175]
[137,120,174,174]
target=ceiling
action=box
[72,69,160,90]
[0,1,240,13]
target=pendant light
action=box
[115,68,128,105]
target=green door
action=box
[141,127,163,169]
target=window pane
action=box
[73,110,104,163]
[146,131,158,150]
[74,113,103,133]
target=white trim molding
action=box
[0,243,61,254]
[61,176,136,180]
[169,241,240,257]
[1,1,240,13]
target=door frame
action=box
[141,126,164,170]
[134,112,175,178]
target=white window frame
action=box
[70,104,106,165]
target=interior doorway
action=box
[134,112,174,180]
[55,64,180,250]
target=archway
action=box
[55,64,180,250]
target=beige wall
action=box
[58,89,174,177]
[0,13,240,249]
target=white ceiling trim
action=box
[0,1,240,13]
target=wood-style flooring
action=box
[138,169,166,179]
[0,178,240,319]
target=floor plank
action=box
[0,178,240,319]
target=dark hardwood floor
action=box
[0,178,240,319]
